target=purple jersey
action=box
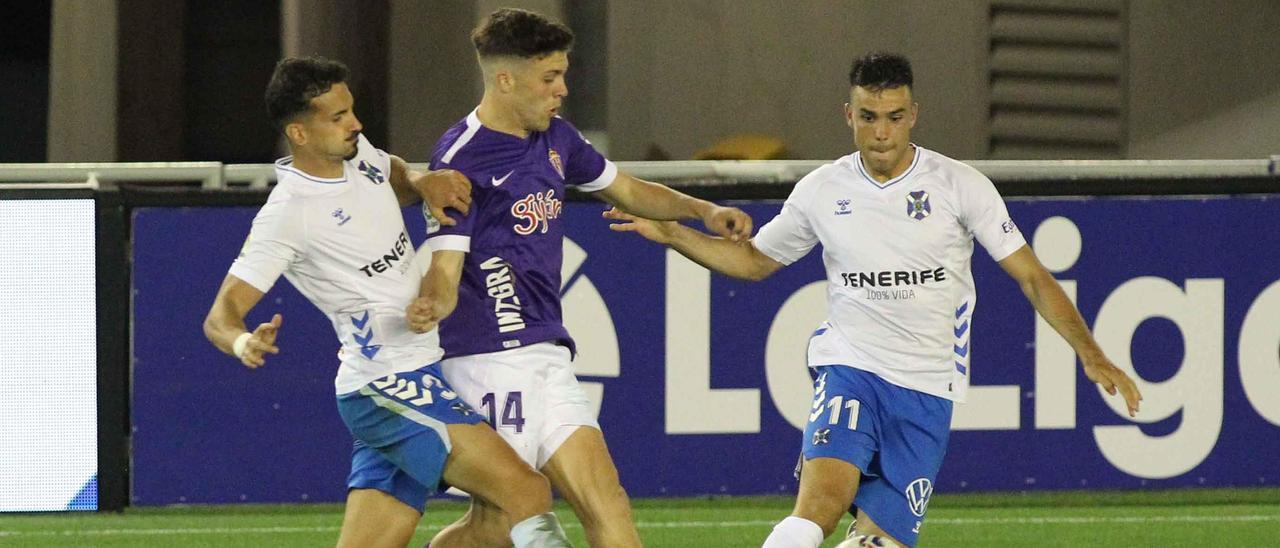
[427,110,617,359]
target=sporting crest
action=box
[906,190,931,220]
[548,148,565,179]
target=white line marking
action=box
[0,514,1276,537]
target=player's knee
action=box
[794,497,848,537]
[497,468,553,521]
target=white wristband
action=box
[232,332,253,358]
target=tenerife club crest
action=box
[548,148,565,179]
[358,160,385,184]
[906,190,931,220]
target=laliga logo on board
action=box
[560,238,620,417]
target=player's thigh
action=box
[440,421,551,520]
[796,366,882,532]
[337,488,420,548]
[540,425,629,514]
[794,456,862,534]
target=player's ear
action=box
[909,102,919,129]
[284,122,306,147]
[495,68,516,93]
[843,103,855,128]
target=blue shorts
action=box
[335,363,485,512]
[800,365,952,547]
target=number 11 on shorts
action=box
[811,395,861,430]
[480,391,527,433]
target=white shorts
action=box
[441,342,600,469]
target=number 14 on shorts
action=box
[481,391,527,433]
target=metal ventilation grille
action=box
[988,0,1127,159]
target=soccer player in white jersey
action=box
[606,53,1144,548]
[202,57,573,548]
[408,9,754,548]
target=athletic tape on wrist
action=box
[232,332,252,358]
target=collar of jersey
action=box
[853,144,921,190]
[275,157,349,185]
[470,107,557,142]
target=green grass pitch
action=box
[2,488,1277,546]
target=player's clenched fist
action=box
[406,297,444,334]
[703,205,753,242]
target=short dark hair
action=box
[849,52,913,91]
[264,56,349,132]
[471,8,574,59]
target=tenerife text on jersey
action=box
[839,267,947,288]
[359,231,412,277]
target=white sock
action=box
[762,516,824,548]
[510,512,572,547]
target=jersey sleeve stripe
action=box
[577,160,618,192]
[425,234,471,252]
[441,109,483,164]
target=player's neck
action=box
[290,149,345,179]
[476,97,529,139]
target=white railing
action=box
[1,157,1278,190]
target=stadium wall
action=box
[125,189,1280,505]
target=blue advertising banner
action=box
[131,194,1280,505]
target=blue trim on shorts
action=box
[336,363,484,512]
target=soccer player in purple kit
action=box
[204,57,573,548]
[404,8,754,548]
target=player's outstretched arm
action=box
[998,245,1143,416]
[389,155,471,225]
[604,208,783,281]
[203,274,282,369]
[593,171,753,242]
[407,250,466,333]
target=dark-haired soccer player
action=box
[407,8,753,547]
[606,52,1143,548]
[203,56,573,548]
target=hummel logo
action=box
[492,170,514,187]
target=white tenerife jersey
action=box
[229,134,442,394]
[753,146,1026,402]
